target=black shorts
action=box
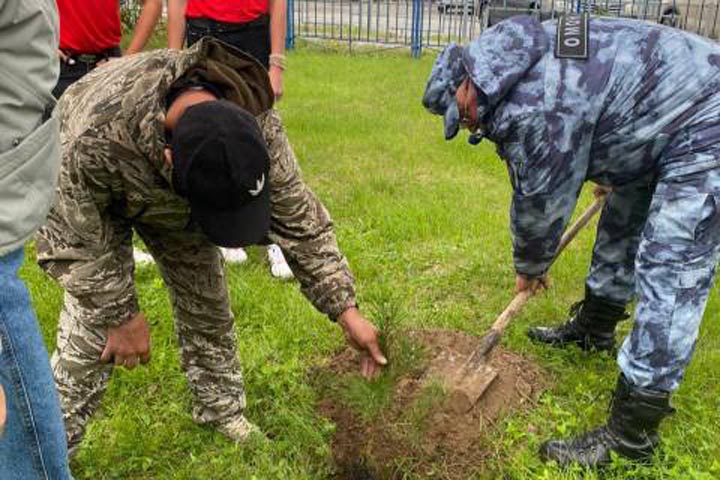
[186,15,271,69]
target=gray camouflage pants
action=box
[586,178,655,305]
[51,227,246,454]
[586,119,720,391]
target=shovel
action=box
[446,194,608,413]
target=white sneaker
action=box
[267,244,293,279]
[215,415,263,443]
[221,247,248,264]
[133,248,155,265]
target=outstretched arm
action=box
[124,0,163,55]
[261,110,387,377]
[268,0,287,99]
[167,0,189,50]
[501,114,589,284]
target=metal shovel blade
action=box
[446,363,499,414]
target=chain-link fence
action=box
[287,0,720,55]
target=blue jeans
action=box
[0,248,72,480]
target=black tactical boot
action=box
[540,374,674,467]
[527,289,629,351]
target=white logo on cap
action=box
[249,174,265,197]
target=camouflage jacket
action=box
[425,16,720,277]
[36,39,356,327]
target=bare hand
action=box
[269,65,284,100]
[58,49,73,65]
[100,312,151,369]
[338,308,388,379]
[515,274,550,294]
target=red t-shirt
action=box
[57,0,122,53]
[186,0,269,24]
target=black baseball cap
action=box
[171,100,271,247]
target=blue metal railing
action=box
[286,0,719,55]
[287,0,296,49]
[411,0,424,56]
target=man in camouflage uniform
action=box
[36,38,387,455]
[424,15,720,467]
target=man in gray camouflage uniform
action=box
[36,38,387,455]
[424,15,720,467]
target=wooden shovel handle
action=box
[464,289,533,366]
[464,191,606,370]
[555,194,607,258]
[464,194,607,372]
[489,194,606,334]
[488,289,533,340]
[464,290,533,370]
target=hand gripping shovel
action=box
[446,194,607,413]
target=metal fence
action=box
[287,0,720,55]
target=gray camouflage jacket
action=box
[36,39,356,327]
[424,16,720,277]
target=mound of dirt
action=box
[315,329,550,480]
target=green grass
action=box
[21,43,720,479]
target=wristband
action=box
[269,54,287,70]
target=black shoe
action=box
[539,374,675,467]
[527,289,629,351]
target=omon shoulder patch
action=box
[555,13,589,60]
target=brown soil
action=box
[315,329,550,480]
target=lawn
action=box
[21,42,720,479]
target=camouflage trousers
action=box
[586,178,656,305]
[586,132,720,391]
[51,227,246,454]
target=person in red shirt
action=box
[167,0,287,99]
[54,0,162,97]
[166,0,294,279]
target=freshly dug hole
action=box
[314,329,550,480]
